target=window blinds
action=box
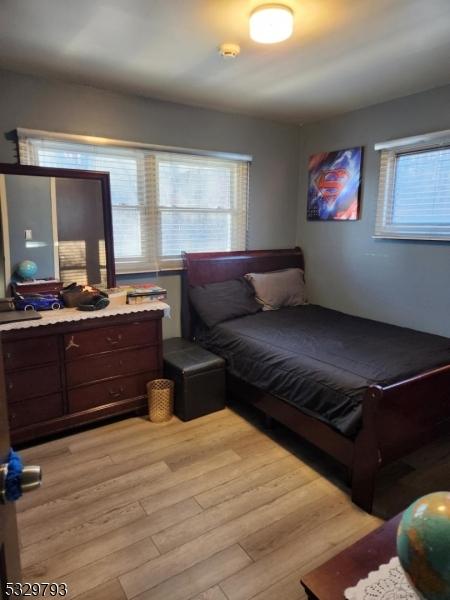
[18,131,249,272]
[155,153,248,266]
[374,131,450,240]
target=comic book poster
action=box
[307,147,362,220]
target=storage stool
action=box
[163,337,226,421]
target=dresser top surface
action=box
[0,302,170,333]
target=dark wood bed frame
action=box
[182,248,450,513]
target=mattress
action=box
[197,305,450,437]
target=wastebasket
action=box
[147,378,174,423]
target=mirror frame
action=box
[0,163,116,288]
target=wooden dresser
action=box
[1,304,167,445]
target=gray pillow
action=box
[245,268,307,310]
[189,278,261,328]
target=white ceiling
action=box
[0,0,449,123]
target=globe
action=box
[16,260,38,280]
[397,491,450,600]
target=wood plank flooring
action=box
[18,404,450,599]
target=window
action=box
[18,131,249,272]
[374,130,450,240]
[155,153,248,261]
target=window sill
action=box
[373,234,450,242]
[116,268,185,278]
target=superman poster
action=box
[307,147,362,220]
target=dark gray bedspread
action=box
[197,305,450,437]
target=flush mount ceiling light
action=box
[249,4,294,44]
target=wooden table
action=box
[301,514,401,599]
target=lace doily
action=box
[345,556,420,600]
[0,302,170,332]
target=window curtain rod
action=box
[16,128,253,163]
[374,128,450,151]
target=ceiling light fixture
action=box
[249,4,294,44]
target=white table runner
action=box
[0,302,170,332]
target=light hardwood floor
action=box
[17,404,450,600]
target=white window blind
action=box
[18,131,249,272]
[155,153,248,267]
[374,130,450,240]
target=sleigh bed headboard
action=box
[181,247,304,339]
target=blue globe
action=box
[16,260,38,280]
[397,492,450,600]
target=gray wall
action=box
[2,69,448,338]
[5,174,55,280]
[297,84,450,337]
[0,69,300,336]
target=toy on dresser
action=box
[119,284,167,305]
[13,293,63,311]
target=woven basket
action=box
[147,379,174,423]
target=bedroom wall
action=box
[297,84,450,337]
[4,174,55,279]
[0,69,300,337]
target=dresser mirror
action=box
[0,164,115,294]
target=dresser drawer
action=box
[8,394,63,430]
[6,364,61,402]
[4,336,59,371]
[66,346,159,388]
[64,320,159,358]
[68,371,156,413]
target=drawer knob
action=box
[106,334,123,346]
[108,386,124,399]
[7,381,13,390]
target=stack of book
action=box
[120,283,167,305]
